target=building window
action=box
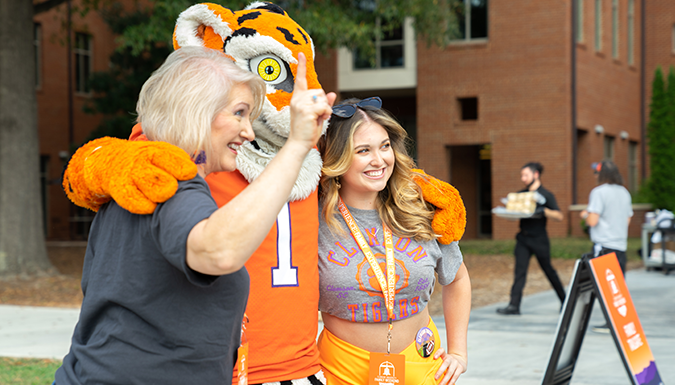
[672,23,675,53]
[612,0,619,59]
[628,141,638,192]
[34,24,42,89]
[628,0,634,65]
[452,0,488,41]
[604,135,615,160]
[576,0,584,43]
[74,32,92,93]
[458,97,478,120]
[354,19,404,69]
[595,0,602,52]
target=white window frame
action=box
[338,17,416,92]
[74,32,93,94]
[451,0,489,43]
[604,135,615,160]
[352,18,405,70]
[595,0,603,52]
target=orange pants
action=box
[317,318,445,385]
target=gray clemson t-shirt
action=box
[318,204,463,323]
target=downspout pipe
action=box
[640,0,646,181]
[67,0,73,148]
[571,0,578,204]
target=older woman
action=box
[54,47,334,385]
[316,98,471,385]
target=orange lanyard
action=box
[338,197,396,351]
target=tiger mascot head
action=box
[173,2,324,201]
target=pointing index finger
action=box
[295,52,308,92]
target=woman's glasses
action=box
[331,97,382,118]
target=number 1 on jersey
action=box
[272,203,298,287]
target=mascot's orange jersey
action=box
[207,171,320,382]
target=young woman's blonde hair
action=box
[136,46,265,161]
[318,99,437,242]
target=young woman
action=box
[316,98,471,385]
[54,47,334,385]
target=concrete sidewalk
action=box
[453,268,675,385]
[1,268,673,384]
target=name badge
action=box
[237,342,248,385]
[368,352,405,385]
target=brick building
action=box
[336,0,675,239]
[34,1,131,240]
[35,0,675,240]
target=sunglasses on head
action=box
[331,97,382,118]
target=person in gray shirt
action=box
[580,160,633,333]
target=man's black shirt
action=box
[518,185,559,237]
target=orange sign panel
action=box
[588,253,663,385]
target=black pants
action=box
[595,246,627,275]
[509,232,566,308]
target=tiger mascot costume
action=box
[63,2,466,384]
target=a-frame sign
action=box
[542,253,663,385]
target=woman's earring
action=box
[335,177,341,189]
[193,150,207,165]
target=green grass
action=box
[459,237,643,261]
[0,357,60,384]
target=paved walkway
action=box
[1,268,673,384]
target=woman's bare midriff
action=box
[321,307,432,354]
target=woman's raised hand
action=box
[288,52,336,151]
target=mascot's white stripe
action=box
[245,1,269,10]
[175,4,233,48]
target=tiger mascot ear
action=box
[173,3,237,52]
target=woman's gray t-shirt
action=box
[318,204,463,322]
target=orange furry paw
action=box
[412,169,467,244]
[62,137,197,214]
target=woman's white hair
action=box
[137,46,265,160]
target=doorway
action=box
[448,144,493,238]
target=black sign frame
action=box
[542,253,597,385]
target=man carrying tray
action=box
[497,162,567,315]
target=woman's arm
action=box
[435,262,471,385]
[580,209,600,227]
[186,53,336,275]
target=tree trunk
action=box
[0,0,54,277]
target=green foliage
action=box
[0,357,61,385]
[459,237,643,261]
[84,0,462,139]
[459,238,515,255]
[113,0,462,57]
[631,182,653,204]
[644,66,675,211]
[82,5,173,145]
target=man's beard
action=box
[526,178,538,190]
